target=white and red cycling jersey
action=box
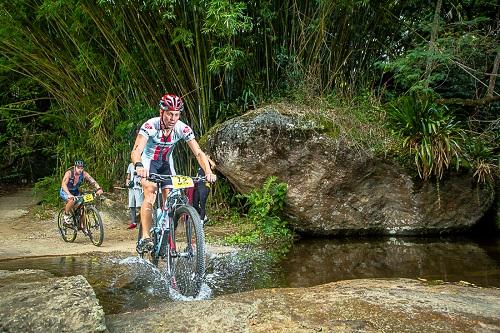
[138,117,195,171]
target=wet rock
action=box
[0,270,106,333]
[0,269,54,287]
[206,105,494,235]
[106,278,500,332]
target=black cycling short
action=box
[149,159,172,189]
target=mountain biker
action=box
[60,160,104,228]
[131,93,217,253]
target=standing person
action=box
[126,162,143,229]
[59,160,104,228]
[192,156,216,225]
[131,93,217,253]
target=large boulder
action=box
[207,105,494,235]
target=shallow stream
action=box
[1,235,499,314]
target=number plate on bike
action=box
[171,175,194,189]
[83,193,94,203]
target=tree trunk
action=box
[424,0,443,87]
[487,50,500,97]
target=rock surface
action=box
[0,269,106,333]
[2,269,499,333]
[107,278,500,332]
[207,105,495,235]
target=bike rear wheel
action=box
[85,206,104,246]
[57,208,77,242]
[170,205,206,297]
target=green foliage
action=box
[33,175,61,206]
[208,45,247,73]
[0,83,58,182]
[171,27,194,48]
[223,229,261,246]
[202,0,252,38]
[462,131,499,183]
[224,176,293,246]
[378,1,498,102]
[245,176,286,219]
[0,0,498,205]
[387,95,464,180]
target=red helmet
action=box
[159,94,184,112]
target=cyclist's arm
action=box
[61,170,74,198]
[187,139,217,183]
[84,171,103,195]
[131,134,148,177]
[207,156,216,171]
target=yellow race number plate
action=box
[83,193,94,203]
[171,176,194,189]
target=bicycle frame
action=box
[73,193,96,224]
[137,173,207,296]
[151,180,192,261]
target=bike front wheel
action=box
[170,205,206,297]
[85,206,104,246]
[57,208,77,242]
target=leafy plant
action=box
[387,95,464,180]
[33,174,61,206]
[462,132,499,183]
[224,176,293,246]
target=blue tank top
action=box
[67,169,84,195]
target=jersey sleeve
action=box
[179,124,195,142]
[139,120,157,138]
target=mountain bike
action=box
[57,191,104,246]
[137,173,206,297]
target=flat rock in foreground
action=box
[107,278,500,332]
[0,269,106,333]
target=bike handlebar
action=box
[134,172,209,186]
[74,191,105,205]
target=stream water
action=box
[1,234,499,315]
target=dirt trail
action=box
[0,187,235,261]
[0,187,137,261]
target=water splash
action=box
[115,256,147,265]
[169,282,213,301]
[114,255,214,301]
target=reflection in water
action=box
[205,250,285,296]
[281,236,500,288]
[0,236,499,314]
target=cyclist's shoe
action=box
[144,238,154,251]
[201,215,210,226]
[63,213,73,226]
[136,238,154,254]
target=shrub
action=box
[386,95,464,180]
[224,176,293,246]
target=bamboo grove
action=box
[0,0,498,197]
